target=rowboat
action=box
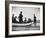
[12,22,33,26]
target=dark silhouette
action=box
[34,14,36,23]
[14,16,18,23]
[24,17,27,23]
[18,11,23,23]
[12,14,14,23]
[27,18,32,23]
[12,14,18,23]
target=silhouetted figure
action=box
[34,14,36,23]
[27,18,32,23]
[18,11,23,23]
[24,17,27,23]
[14,16,18,23]
[12,14,14,23]
[12,14,18,23]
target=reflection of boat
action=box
[12,22,33,26]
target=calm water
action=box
[12,22,40,31]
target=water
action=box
[12,22,40,31]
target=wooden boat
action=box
[12,22,33,26]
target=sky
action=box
[12,7,40,21]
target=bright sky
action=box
[12,7,40,21]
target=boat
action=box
[12,22,33,27]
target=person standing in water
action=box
[34,14,36,23]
